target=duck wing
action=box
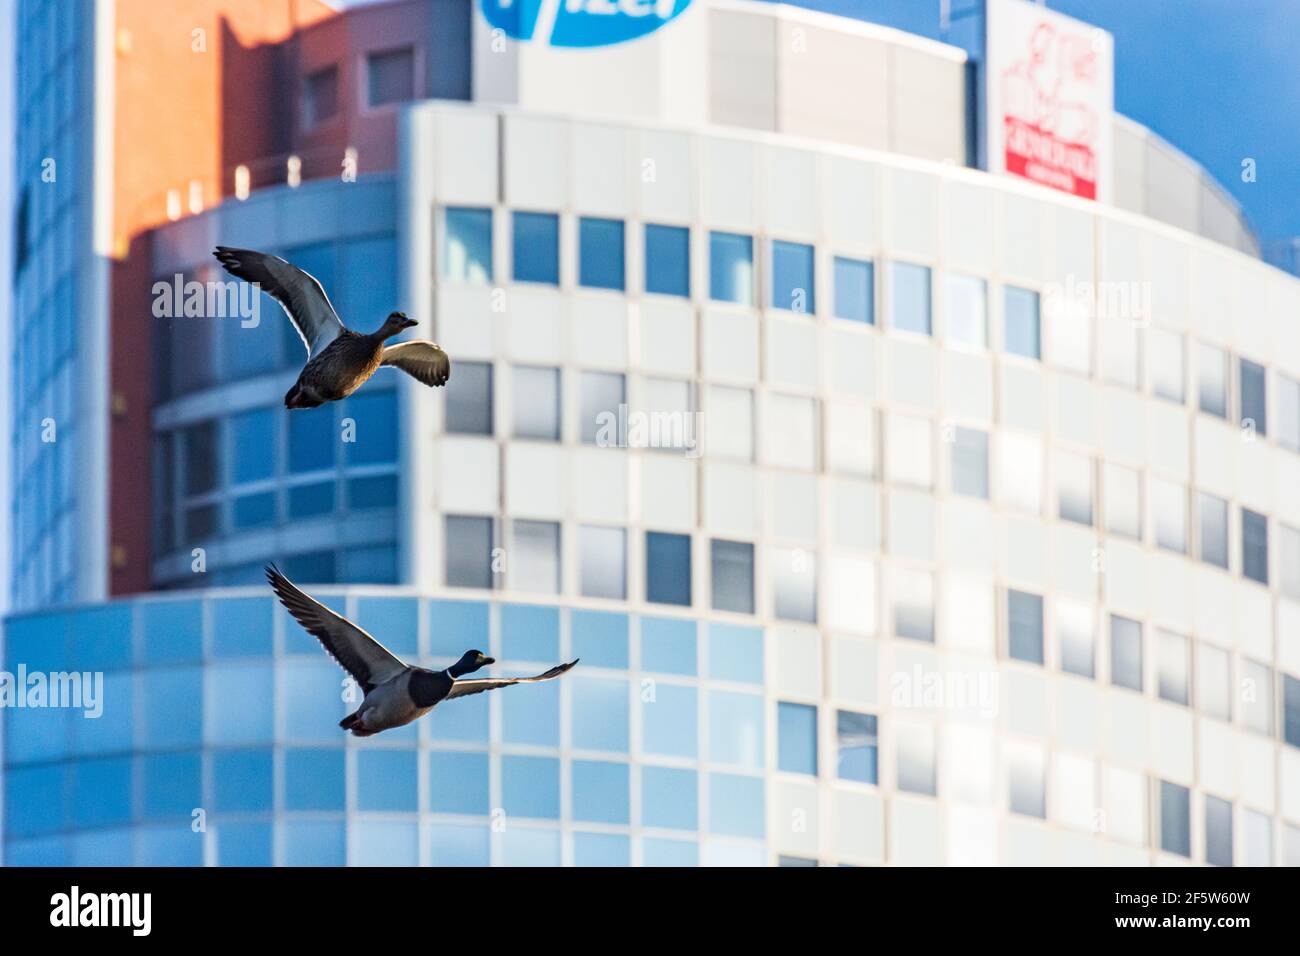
[380,340,451,387]
[213,246,345,358]
[444,660,579,700]
[265,564,407,693]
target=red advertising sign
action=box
[986,0,1113,202]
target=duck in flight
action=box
[265,565,578,737]
[214,246,450,409]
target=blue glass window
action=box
[512,211,559,285]
[646,531,691,606]
[640,617,696,676]
[889,262,932,335]
[288,405,335,473]
[571,677,629,752]
[282,821,346,866]
[232,491,276,529]
[349,474,398,510]
[212,749,273,812]
[1242,508,1269,585]
[339,235,397,324]
[501,755,560,819]
[833,256,874,324]
[288,481,334,518]
[446,360,494,436]
[70,605,133,672]
[284,749,345,810]
[135,827,201,867]
[708,773,765,838]
[139,667,203,749]
[218,822,272,867]
[501,604,559,661]
[278,660,346,743]
[710,539,754,614]
[429,692,489,743]
[707,623,763,683]
[140,600,203,664]
[337,543,398,583]
[426,822,491,868]
[1008,589,1044,665]
[777,702,818,775]
[708,690,765,768]
[71,757,131,829]
[572,760,629,824]
[444,516,494,589]
[343,390,398,465]
[501,828,561,867]
[230,408,275,483]
[1004,285,1041,359]
[578,217,625,290]
[205,661,274,745]
[430,751,489,815]
[429,600,489,657]
[357,749,419,811]
[427,824,490,867]
[570,610,629,669]
[771,240,815,313]
[442,207,493,283]
[836,710,878,784]
[641,683,697,758]
[355,597,419,658]
[5,764,67,837]
[502,676,560,747]
[641,766,697,830]
[351,820,419,867]
[643,838,697,866]
[71,672,132,756]
[645,224,690,297]
[278,244,335,364]
[709,232,754,305]
[574,832,630,867]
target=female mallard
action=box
[214,246,450,409]
[266,565,578,737]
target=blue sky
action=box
[770,0,1300,242]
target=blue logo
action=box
[482,0,693,48]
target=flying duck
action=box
[213,246,451,409]
[265,565,578,737]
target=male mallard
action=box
[266,565,578,736]
[214,246,450,408]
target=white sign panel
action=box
[986,0,1114,202]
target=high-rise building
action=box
[4,0,1300,867]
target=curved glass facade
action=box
[3,591,773,866]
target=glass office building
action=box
[5,0,1300,866]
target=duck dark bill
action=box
[265,565,577,736]
[214,246,450,409]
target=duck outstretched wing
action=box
[444,660,579,700]
[381,340,451,387]
[265,564,407,693]
[214,246,345,358]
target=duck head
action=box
[449,649,494,678]
[378,311,419,339]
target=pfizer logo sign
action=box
[482,0,693,48]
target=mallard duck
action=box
[265,565,578,736]
[213,246,450,408]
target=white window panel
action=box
[886,414,933,488]
[1103,766,1146,844]
[825,401,875,477]
[1196,642,1231,721]
[997,431,1042,513]
[1056,597,1095,679]
[1054,753,1096,831]
[1103,462,1142,539]
[1241,659,1273,735]
[510,519,560,594]
[1150,476,1187,554]
[943,273,988,348]
[707,385,754,461]
[1056,450,1094,526]
[765,393,818,470]
[1156,629,1190,706]
[1197,342,1229,418]
[1148,327,1185,403]
[1099,316,1139,388]
[823,554,876,634]
[1005,739,1045,818]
